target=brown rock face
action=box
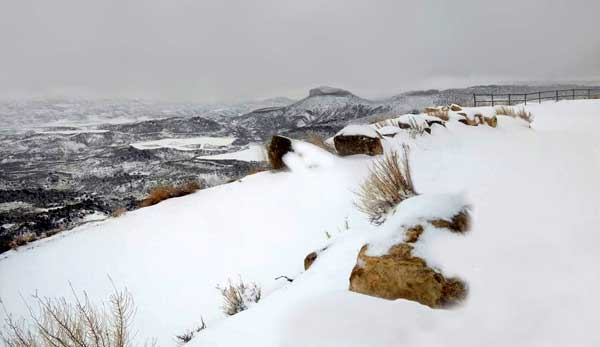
[404,225,424,243]
[430,210,471,233]
[349,243,467,308]
[450,104,462,111]
[267,135,293,170]
[334,135,383,156]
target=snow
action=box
[364,193,468,257]
[2,100,600,347]
[131,137,236,151]
[335,124,380,138]
[197,144,265,161]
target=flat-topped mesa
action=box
[308,86,353,97]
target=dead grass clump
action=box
[425,108,449,121]
[111,207,127,218]
[355,145,417,225]
[0,285,151,347]
[304,132,336,154]
[8,232,37,249]
[407,117,429,138]
[495,106,533,125]
[217,278,261,316]
[140,181,202,207]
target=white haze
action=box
[1,0,599,102]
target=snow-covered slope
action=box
[2,100,600,347]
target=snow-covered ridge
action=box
[1,100,600,347]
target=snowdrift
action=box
[2,100,600,347]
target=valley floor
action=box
[1,100,599,347]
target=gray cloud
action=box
[1,0,599,101]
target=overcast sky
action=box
[1,0,599,102]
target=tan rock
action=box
[450,104,462,111]
[349,243,467,308]
[484,115,498,128]
[404,225,424,243]
[429,210,471,233]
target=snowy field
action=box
[197,143,266,161]
[1,100,600,346]
[131,136,236,151]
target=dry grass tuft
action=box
[355,145,417,225]
[495,106,534,124]
[8,232,37,249]
[425,108,449,121]
[111,207,127,218]
[407,117,428,138]
[304,132,336,154]
[217,278,261,317]
[140,181,202,207]
[0,284,152,347]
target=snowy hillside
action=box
[1,100,600,347]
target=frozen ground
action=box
[1,100,599,346]
[131,136,236,151]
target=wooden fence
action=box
[473,88,600,107]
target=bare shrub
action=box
[355,145,417,225]
[216,278,261,316]
[304,132,336,154]
[425,108,449,121]
[140,180,202,207]
[0,285,151,347]
[111,208,127,218]
[175,318,206,345]
[8,232,37,249]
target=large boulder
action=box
[267,135,293,170]
[349,207,470,308]
[333,125,383,156]
[349,242,466,308]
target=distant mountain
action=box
[232,86,392,139]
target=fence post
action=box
[508,94,511,106]
[588,89,591,99]
[524,93,527,105]
[555,90,559,102]
[539,92,541,104]
[491,94,494,106]
[572,89,575,100]
[473,94,476,107]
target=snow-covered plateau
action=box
[1,100,599,346]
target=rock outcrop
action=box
[349,209,471,308]
[349,242,467,308]
[267,135,293,170]
[334,135,383,156]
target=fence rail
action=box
[473,88,600,107]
